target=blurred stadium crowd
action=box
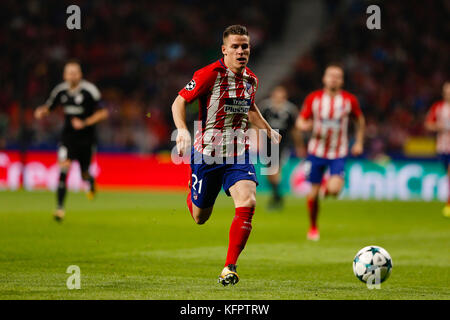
[283,0,449,158]
[0,0,287,152]
[0,0,448,158]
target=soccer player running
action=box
[425,81,450,217]
[171,25,281,286]
[296,64,365,241]
[34,60,108,221]
[259,85,303,210]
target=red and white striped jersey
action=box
[426,101,450,154]
[179,59,258,157]
[299,89,362,159]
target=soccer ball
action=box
[353,245,393,284]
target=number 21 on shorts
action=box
[191,174,203,194]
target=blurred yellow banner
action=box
[403,137,436,156]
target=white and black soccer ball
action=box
[353,245,393,284]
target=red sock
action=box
[186,192,194,218]
[224,207,255,266]
[307,197,319,229]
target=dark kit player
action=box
[172,25,281,286]
[259,85,303,210]
[35,60,108,221]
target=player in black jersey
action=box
[34,60,109,221]
[259,86,303,210]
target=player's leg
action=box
[219,155,258,286]
[190,202,214,225]
[325,157,346,197]
[306,184,321,240]
[79,144,96,200]
[304,155,326,241]
[326,175,345,197]
[55,145,71,221]
[219,179,256,286]
[267,170,282,209]
[443,156,450,217]
[265,140,283,210]
[187,162,223,225]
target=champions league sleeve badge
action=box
[185,79,196,91]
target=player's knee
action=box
[327,179,343,196]
[192,209,211,225]
[327,187,341,197]
[240,194,256,208]
[248,196,257,208]
[81,171,90,180]
[193,215,209,225]
[59,160,71,170]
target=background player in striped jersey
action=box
[296,64,365,241]
[425,81,450,217]
[171,25,281,286]
[34,60,109,221]
[259,85,304,210]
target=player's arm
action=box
[296,116,313,131]
[424,104,442,132]
[72,108,109,130]
[34,104,50,119]
[295,94,314,131]
[35,85,62,119]
[172,68,216,155]
[249,102,281,144]
[351,114,365,156]
[171,95,191,156]
[350,95,365,156]
[425,121,441,132]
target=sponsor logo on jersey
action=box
[321,119,341,129]
[75,93,84,104]
[64,105,84,115]
[224,98,251,114]
[185,79,196,91]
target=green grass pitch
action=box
[0,190,449,300]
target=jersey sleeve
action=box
[425,103,438,124]
[178,68,217,103]
[46,85,64,111]
[349,94,362,117]
[299,93,314,119]
[83,81,102,109]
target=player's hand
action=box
[296,118,313,131]
[269,129,282,144]
[176,128,191,157]
[71,117,86,130]
[351,141,363,156]
[34,106,49,119]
